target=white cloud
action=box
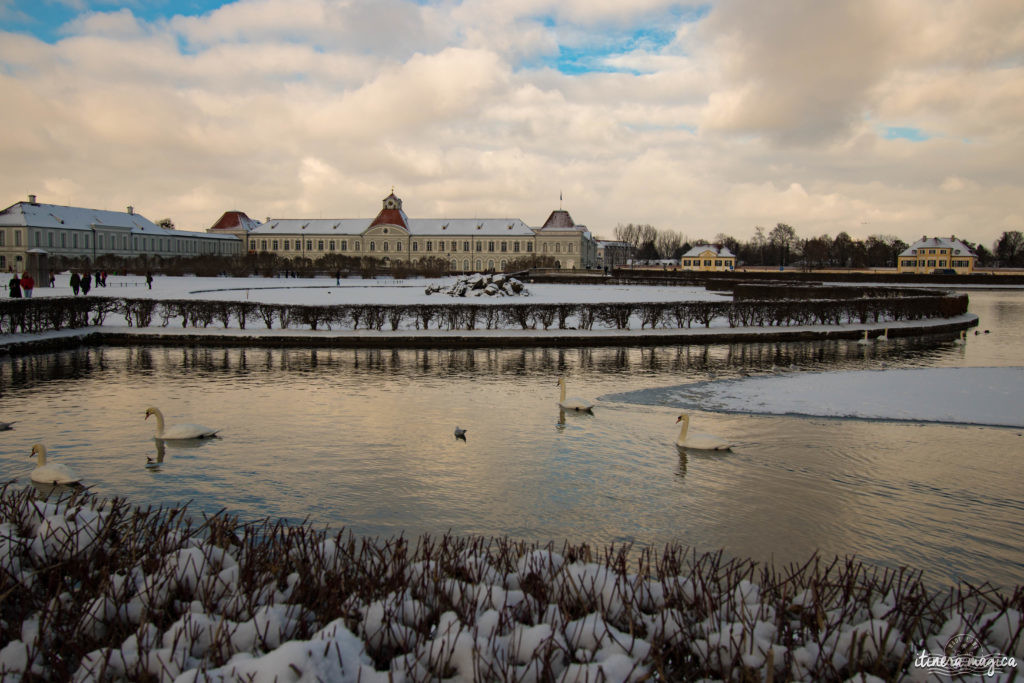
[0,0,1021,249]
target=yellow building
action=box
[680,244,736,271]
[210,193,597,271]
[897,236,975,274]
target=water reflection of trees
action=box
[0,336,977,394]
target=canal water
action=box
[1,290,1021,589]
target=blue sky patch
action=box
[883,126,931,142]
[3,0,225,43]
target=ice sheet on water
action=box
[602,366,1024,428]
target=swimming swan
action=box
[878,329,889,343]
[145,407,220,440]
[557,377,594,412]
[29,444,81,484]
[856,330,873,345]
[675,414,733,451]
[953,330,966,346]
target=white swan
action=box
[856,330,873,345]
[953,329,966,346]
[878,329,889,343]
[145,406,220,440]
[557,377,594,412]
[675,414,733,451]
[29,444,81,484]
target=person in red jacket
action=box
[20,272,34,298]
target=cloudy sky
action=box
[1,0,1021,246]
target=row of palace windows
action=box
[250,239,551,254]
[7,229,230,254]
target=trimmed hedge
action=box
[0,293,968,335]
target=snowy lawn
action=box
[32,273,728,306]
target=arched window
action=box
[463,259,470,270]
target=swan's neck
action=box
[677,417,689,443]
[151,411,165,434]
[559,380,566,402]
[35,448,47,466]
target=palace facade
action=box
[210,193,598,271]
[0,195,241,280]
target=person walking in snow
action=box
[70,271,81,295]
[8,273,22,298]
[80,272,92,295]
[20,272,34,298]
[146,271,153,289]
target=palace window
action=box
[412,242,418,252]
[61,233,66,248]
[526,242,533,252]
[318,240,324,251]
[500,242,507,252]
[426,241,433,252]
[261,240,267,251]
[451,241,458,251]
[383,242,389,252]
[369,241,375,252]
[272,240,278,250]
[396,242,402,251]
[463,241,470,252]
[513,242,520,252]
[329,240,335,251]
[476,241,482,252]
[554,243,560,253]
[283,240,290,250]
[354,241,360,250]
[488,241,495,252]
[306,240,313,251]
[341,240,347,250]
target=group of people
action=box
[7,271,34,298]
[7,269,117,297]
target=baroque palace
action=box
[210,192,598,271]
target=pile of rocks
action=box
[425,273,529,297]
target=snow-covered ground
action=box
[31,273,728,306]
[604,367,1024,429]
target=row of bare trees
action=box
[612,222,1024,268]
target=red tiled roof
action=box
[209,211,255,231]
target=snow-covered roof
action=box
[0,200,238,240]
[250,217,536,237]
[251,219,372,235]
[899,236,975,257]
[0,200,160,232]
[208,210,262,233]
[683,244,735,258]
[408,218,535,236]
